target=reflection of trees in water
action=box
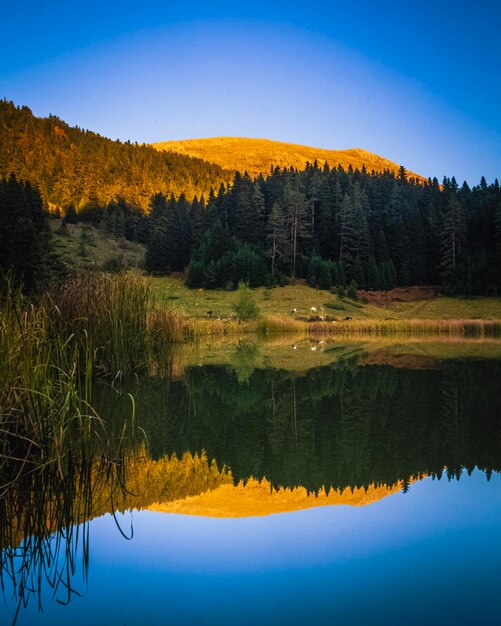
[104,359,501,493]
[232,341,260,384]
[440,364,464,480]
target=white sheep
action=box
[310,306,317,313]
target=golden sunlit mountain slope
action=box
[153,137,428,182]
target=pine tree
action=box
[282,184,310,278]
[0,175,53,289]
[441,195,467,281]
[338,186,369,280]
[366,256,381,290]
[266,202,288,275]
[495,201,501,254]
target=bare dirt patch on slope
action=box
[358,286,441,306]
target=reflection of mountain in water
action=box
[97,358,501,495]
[149,477,412,518]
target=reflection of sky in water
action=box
[8,471,501,625]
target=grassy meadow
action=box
[150,274,501,336]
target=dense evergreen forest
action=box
[1,100,500,295]
[144,166,501,295]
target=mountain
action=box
[0,100,428,215]
[153,136,428,182]
[0,100,232,211]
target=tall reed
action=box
[45,271,150,375]
[0,273,146,487]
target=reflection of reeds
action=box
[0,457,129,622]
[0,447,230,620]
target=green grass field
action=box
[150,275,501,321]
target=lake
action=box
[1,337,501,625]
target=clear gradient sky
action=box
[0,1,500,184]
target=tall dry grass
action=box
[146,311,501,341]
[305,318,501,336]
[256,314,306,334]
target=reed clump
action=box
[256,314,306,334]
[45,270,150,374]
[0,273,146,489]
[148,306,186,342]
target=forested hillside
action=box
[0,100,232,211]
[1,100,500,295]
[145,165,501,295]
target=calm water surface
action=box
[2,339,501,625]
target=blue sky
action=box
[1,1,500,183]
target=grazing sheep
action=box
[207,310,213,318]
[291,308,298,315]
[345,316,352,321]
[311,306,317,313]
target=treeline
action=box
[0,100,232,210]
[144,165,501,295]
